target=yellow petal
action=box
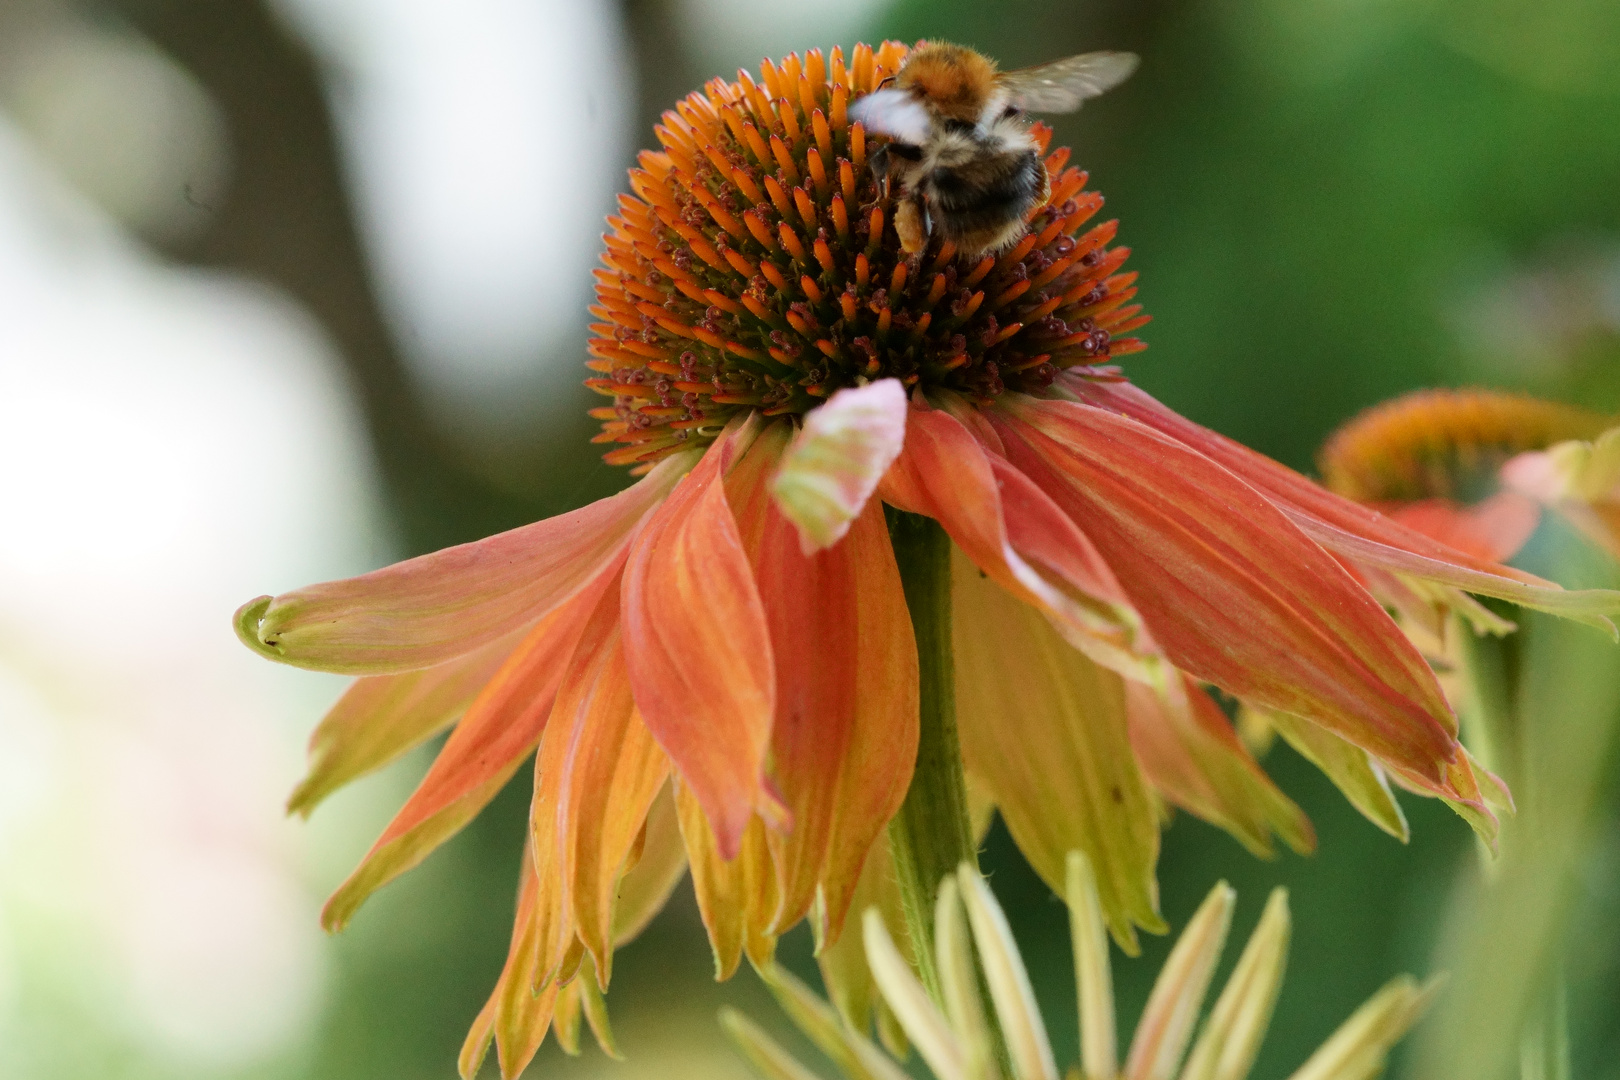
[676,784,779,979]
[1285,975,1441,1080]
[957,865,1060,1080]
[1067,851,1118,1080]
[757,962,914,1080]
[1178,887,1290,1080]
[864,906,967,1080]
[1123,881,1235,1080]
[1253,707,1409,843]
[955,550,1164,950]
[721,1007,839,1080]
[935,877,997,1080]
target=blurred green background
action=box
[1,0,1617,1077]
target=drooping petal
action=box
[1124,676,1314,859]
[237,449,693,675]
[1065,378,1620,631]
[953,549,1164,950]
[320,568,617,931]
[529,589,670,986]
[287,631,521,817]
[1245,706,1409,842]
[771,377,909,553]
[609,783,688,946]
[676,784,780,979]
[458,851,562,1080]
[728,423,919,945]
[876,397,1154,676]
[996,397,1462,789]
[623,428,782,858]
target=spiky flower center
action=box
[1319,388,1610,502]
[586,42,1149,470]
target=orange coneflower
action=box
[235,43,1620,1078]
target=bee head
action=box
[896,41,998,123]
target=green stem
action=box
[884,507,977,1003]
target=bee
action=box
[850,42,1138,257]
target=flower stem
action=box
[884,507,977,1002]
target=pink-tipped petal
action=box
[237,450,693,675]
[1381,493,1541,564]
[622,430,782,859]
[996,396,1461,788]
[876,398,1154,675]
[771,377,909,553]
[1065,378,1620,631]
[319,565,616,931]
[730,423,918,944]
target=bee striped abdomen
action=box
[922,148,1049,252]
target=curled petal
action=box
[288,631,521,817]
[954,550,1164,950]
[1125,676,1314,859]
[996,396,1462,789]
[771,377,909,552]
[237,450,692,675]
[623,430,783,858]
[877,397,1153,675]
[730,424,919,944]
[321,569,616,931]
[1066,378,1620,632]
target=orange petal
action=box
[622,432,781,858]
[876,397,1153,675]
[953,549,1165,951]
[288,630,522,817]
[320,567,616,931]
[457,850,562,1080]
[996,397,1462,789]
[237,449,693,675]
[728,423,919,944]
[609,783,688,946]
[1125,675,1314,858]
[539,611,670,985]
[1065,377,1620,631]
[676,783,780,980]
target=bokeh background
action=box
[2,0,1618,1077]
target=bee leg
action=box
[869,143,890,198]
[894,197,928,254]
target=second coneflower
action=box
[234,42,1620,1077]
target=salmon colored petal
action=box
[1381,494,1541,564]
[320,566,616,931]
[287,631,522,817]
[953,549,1164,951]
[1065,377,1620,631]
[995,397,1462,788]
[676,784,780,979]
[457,851,562,1080]
[876,398,1154,676]
[609,783,688,946]
[728,424,919,945]
[545,623,670,985]
[1125,675,1314,858]
[771,377,909,553]
[623,429,782,859]
[236,449,694,675]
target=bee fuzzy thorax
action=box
[896,42,1000,123]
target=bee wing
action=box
[997,51,1139,113]
[848,88,933,145]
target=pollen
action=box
[1319,388,1610,502]
[586,41,1149,471]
